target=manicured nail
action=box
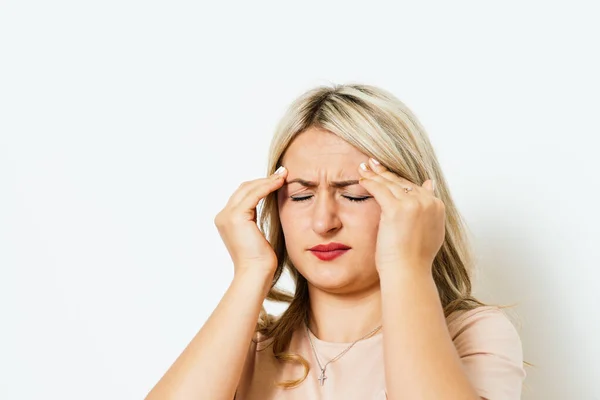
[370,158,380,166]
[359,162,369,171]
[274,166,286,175]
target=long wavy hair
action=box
[254,82,527,389]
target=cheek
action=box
[278,203,295,228]
[353,209,380,245]
[278,199,311,225]
[278,207,306,246]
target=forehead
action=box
[281,127,365,170]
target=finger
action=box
[228,166,287,209]
[428,179,436,194]
[367,157,420,186]
[360,160,427,201]
[367,158,428,196]
[358,161,407,193]
[357,163,397,209]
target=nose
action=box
[311,191,342,235]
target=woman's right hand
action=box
[214,166,288,278]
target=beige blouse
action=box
[235,305,526,399]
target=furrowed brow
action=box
[286,178,359,188]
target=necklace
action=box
[305,321,383,386]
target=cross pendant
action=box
[318,369,327,386]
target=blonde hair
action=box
[254,82,528,389]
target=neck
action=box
[306,279,383,343]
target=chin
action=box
[301,264,356,291]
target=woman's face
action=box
[277,127,382,293]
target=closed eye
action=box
[290,195,371,203]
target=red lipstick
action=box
[309,242,351,261]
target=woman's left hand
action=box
[358,158,446,276]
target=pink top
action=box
[235,305,526,399]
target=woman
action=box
[145,83,527,400]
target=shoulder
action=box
[235,331,279,400]
[446,306,526,399]
[446,305,523,357]
[242,330,276,368]
[252,330,276,352]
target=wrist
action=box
[233,268,275,295]
[378,263,433,285]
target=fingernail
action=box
[274,166,286,175]
[369,158,380,166]
[359,162,369,171]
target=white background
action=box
[1,1,598,399]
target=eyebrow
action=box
[285,178,359,188]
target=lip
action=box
[308,242,351,262]
[310,249,349,261]
[309,242,351,252]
